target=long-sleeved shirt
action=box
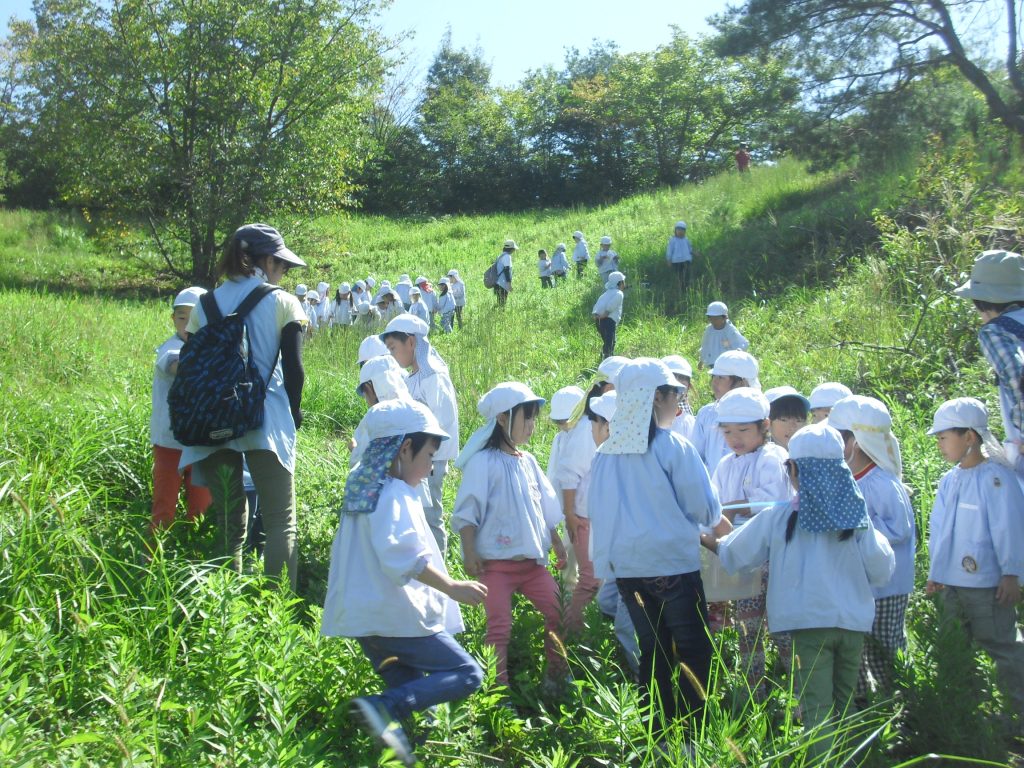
[699,321,750,367]
[711,443,792,526]
[717,501,895,633]
[595,248,620,276]
[450,280,466,307]
[321,477,463,638]
[408,301,430,324]
[666,235,693,264]
[406,367,459,461]
[928,460,1024,587]
[692,401,730,473]
[855,464,915,598]
[573,240,590,264]
[551,250,569,274]
[451,449,562,563]
[588,429,722,579]
[553,420,598,517]
[592,288,624,324]
[151,334,185,448]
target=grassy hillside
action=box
[0,145,1020,766]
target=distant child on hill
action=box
[447,269,466,329]
[452,383,568,689]
[665,221,695,287]
[595,236,620,283]
[305,291,321,334]
[925,397,1024,729]
[330,283,354,328]
[809,382,853,423]
[407,287,429,325]
[149,287,212,538]
[322,400,486,768]
[355,301,381,329]
[550,244,569,285]
[572,231,589,278]
[710,387,793,699]
[765,386,810,451]
[592,271,625,359]
[699,301,749,369]
[705,422,894,761]
[494,241,515,307]
[352,280,368,306]
[436,278,457,333]
[828,395,914,697]
[538,249,553,289]
[692,350,760,473]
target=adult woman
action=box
[180,223,308,589]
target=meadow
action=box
[0,145,1021,767]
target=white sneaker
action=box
[349,696,416,767]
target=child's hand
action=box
[925,580,945,595]
[564,511,581,543]
[463,549,485,578]
[995,575,1021,607]
[448,580,487,606]
[551,533,568,570]
[700,533,718,553]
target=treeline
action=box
[356,31,798,214]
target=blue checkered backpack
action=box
[168,283,280,446]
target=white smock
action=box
[151,334,184,449]
[692,401,730,472]
[856,465,915,598]
[711,443,792,526]
[699,322,750,367]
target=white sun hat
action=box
[809,382,853,410]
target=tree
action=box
[18,0,389,282]
[712,1,1024,139]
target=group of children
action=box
[150,245,1024,767]
[292,272,469,335]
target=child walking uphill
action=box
[926,397,1024,731]
[828,395,915,698]
[704,422,895,761]
[710,387,793,700]
[149,287,212,539]
[322,400,486,768]
[587,358,725,745]
[592,271,625,359]
[452,383,569,690]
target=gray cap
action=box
[233,223,306,268]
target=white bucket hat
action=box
[294,283,308,296]
[503,239,518,250]
[173,286,207,308]
[550,385,585,421]
[717,387,770,423]
[809,382,853,410]
[953,250,1024,304]
[828,395,903,479]
[356,353,409,399]
[927,398,1012,467]
[455,382,545,469]
[605,271,625,289]
[675,221,687,230]
[600,235,613,245]
[589,391,617,421]
[662,355,693,379]
[765,385,810,408]
[711,350,760,389]
[357,334,388,364]
[706,301,728,316]
[597,355,630,386]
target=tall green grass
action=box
[1,145,1021,766]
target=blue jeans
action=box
[618,571,712,732]
[357,632,483,721]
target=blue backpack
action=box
[168,283,281,446]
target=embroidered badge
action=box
[962,556,978,573]
[993,476,1002,488]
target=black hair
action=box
[380,330,411,344]
[219,238,289,279]
[581,382,607,420]
[770,396,809,421]
[588,413,608,424]
[439,283,449,295]
[404,432,442,458]
[784,460,855,543]
[837,428,855,443]
[973,299,1021,314]
[712,373,746,390]
[484,401,541,451]
[647,384,681,445]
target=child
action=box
[692,350,760,473]
[322,400,486,768]
[572,230,589,278]
[436,278,457,333]
[355,301,381,329]
[550,244,569,285]
[352,279,368,306]
[538,249,553,289]
[295,283,312,324]
[663,355,696,442]
[698,301,750,369]
[588,358,724,741]
[808,382,852,423]
[765,386,810,451]
[595,236,619,283]
[587,391,641,675]
[305,290,321,334]
[316,281,331,326]
[592,271,625,359]
[415,276,437,329]
[382,315,460,553]
[395,273,414,309]
[550,386,600,634]
[495,240,515,307]
[706,423,894,761]
[330,283,354,328]
[925,397,1024,728]
[149,287,213,537]
[828,395,915,697]
[953,250,1024,478]
[357,333,389,366]
[665,221,694,287]
[376,288,403,323]
[447,269,466,329]
[711,387,792,698]
[452,382,568,688]
[407,286,430,325]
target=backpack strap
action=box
[200,290,222,323]
[988,312,1024,340]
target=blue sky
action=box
[3,0,734,86]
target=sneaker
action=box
[349,696,416,767]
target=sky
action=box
[2,0,736,86]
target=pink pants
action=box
[565,519,601,634]
[151,445,211,533]
[482,559,566,684]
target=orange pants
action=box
[151,444,211,532]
